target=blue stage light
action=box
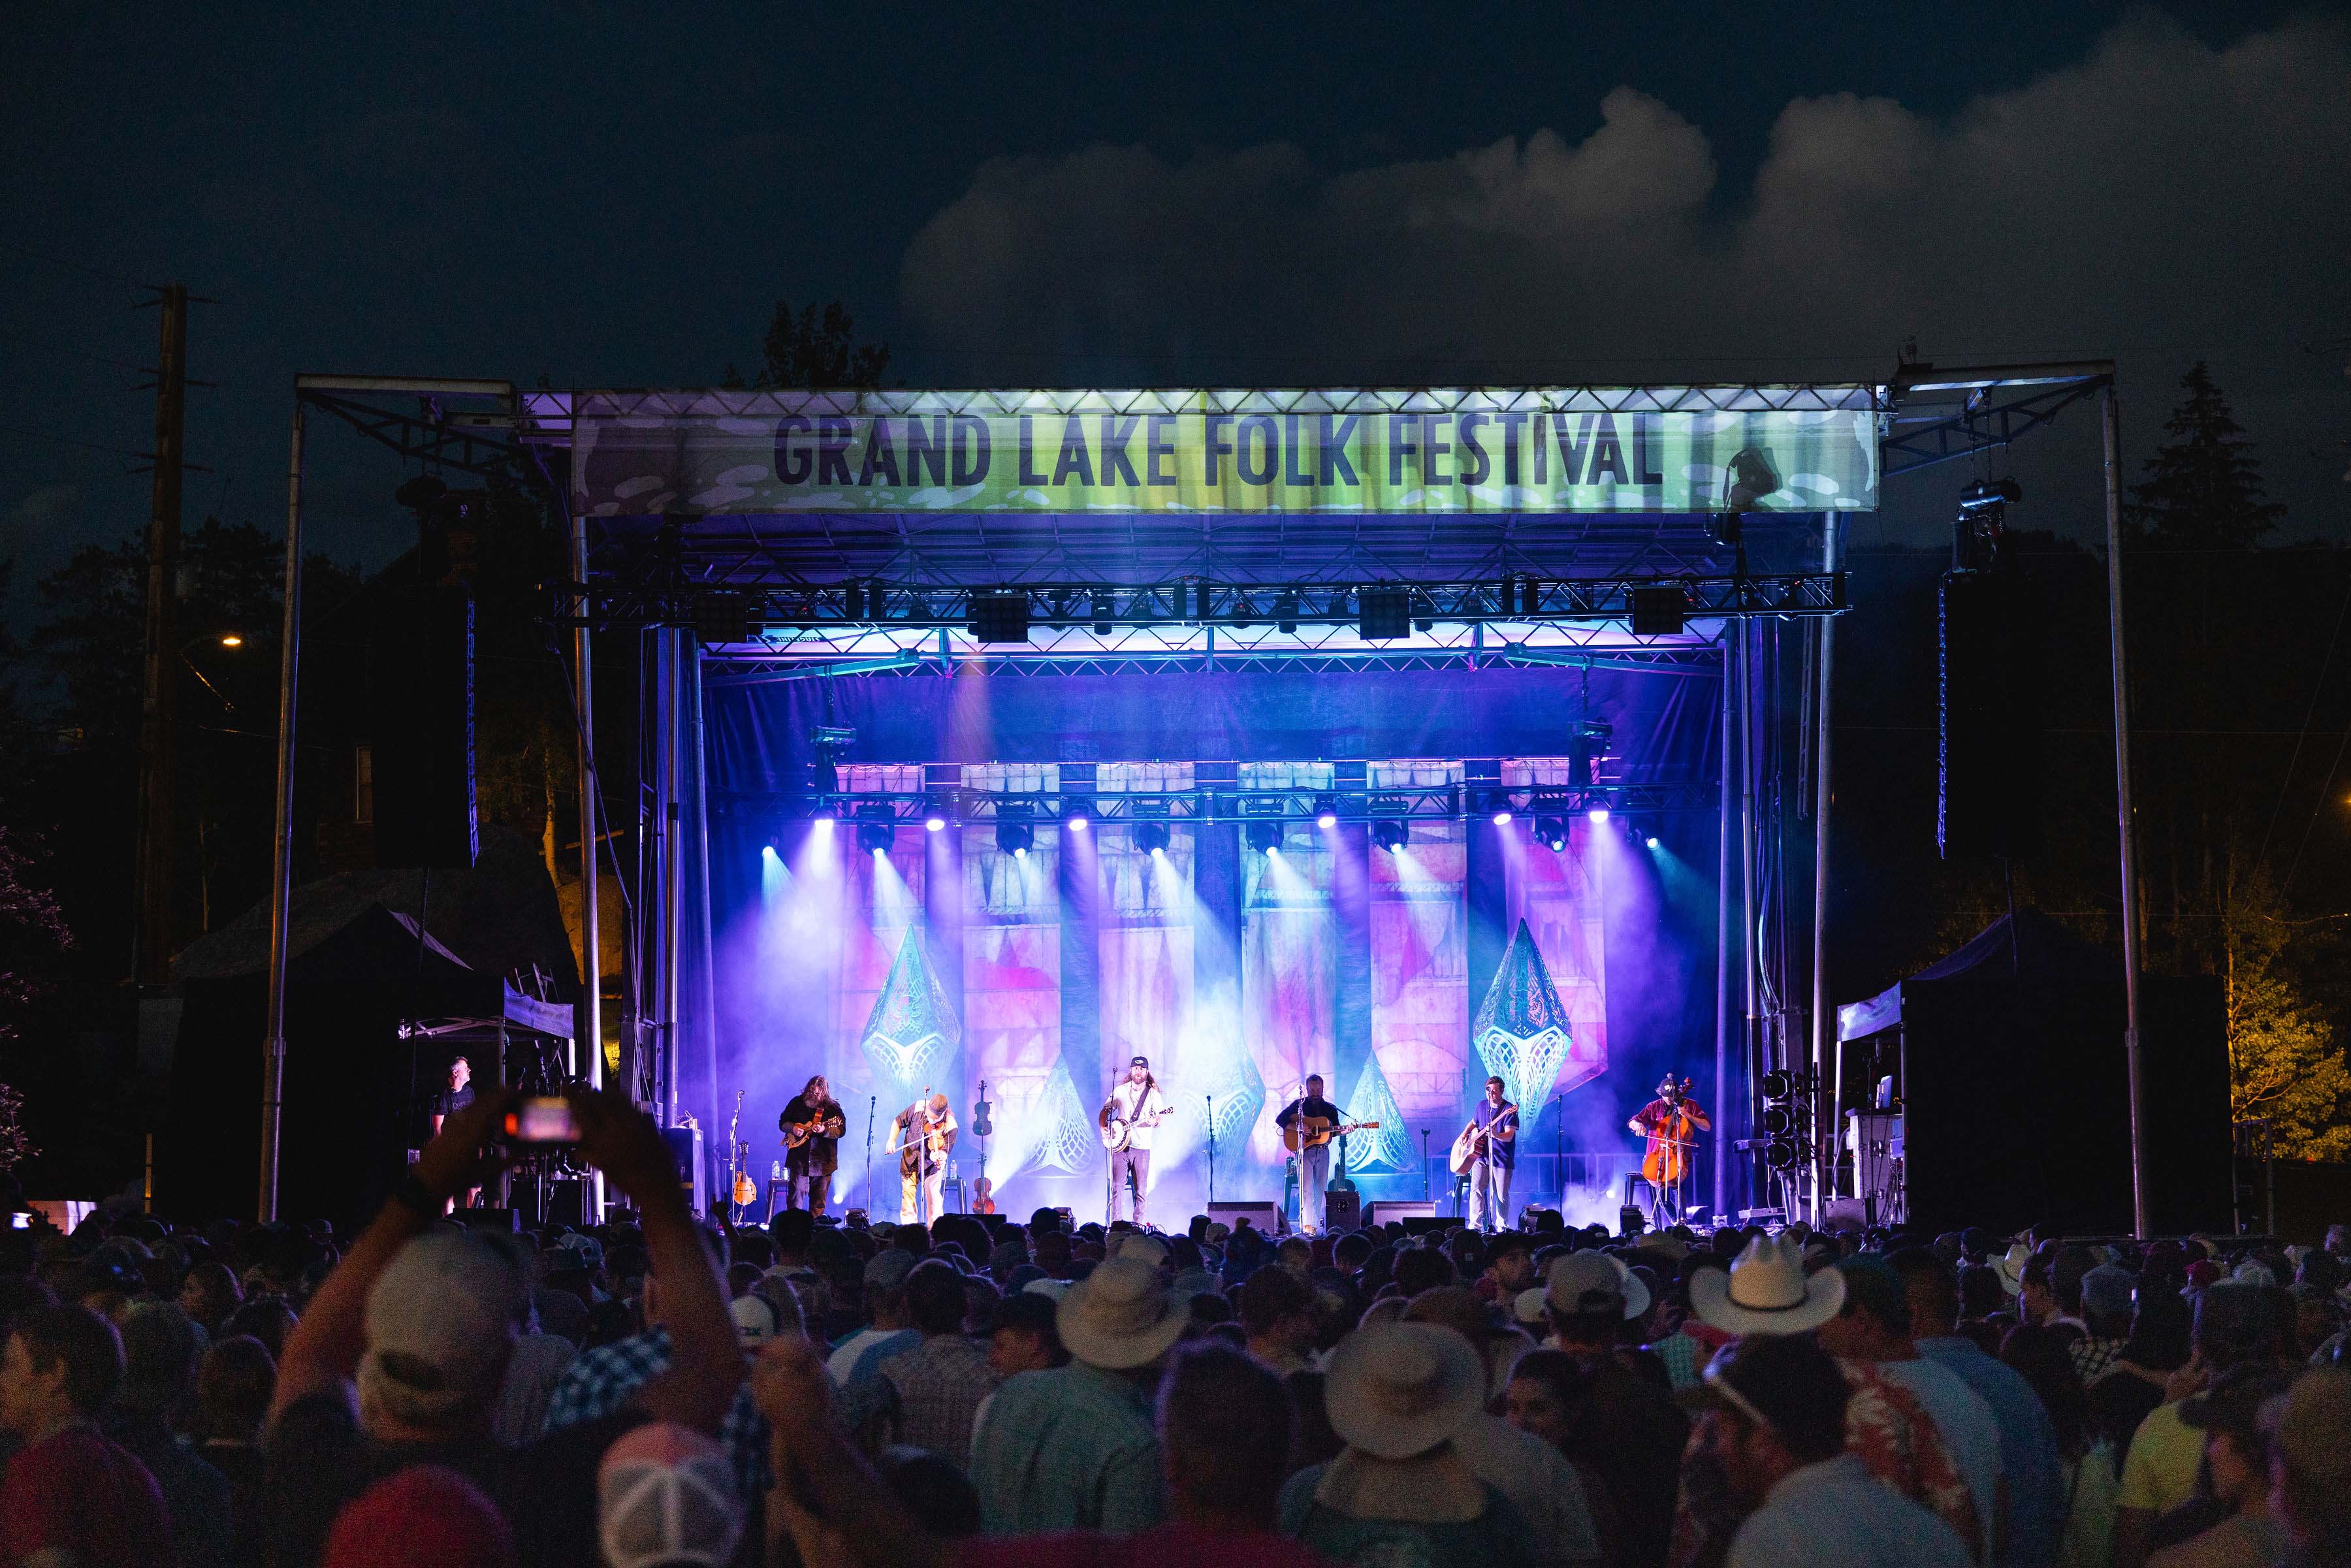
[1586,805,1610,825]
[1372,820,1409,854]
[1645,834,1661,849]
[1247,820,1283,856]
[924,815,947,833]
[1534,816,1568,852]
[1066,814,1089,832]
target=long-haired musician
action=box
[1104,1056,1170,1227]
[779,1073,846,1214]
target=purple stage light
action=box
[1645,834,1661,849]
[1067,814,1089,832]
[1586,805,1610,824]
[1492,810,1512,826]
[924,816,947,832]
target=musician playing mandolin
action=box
[1104,1056,1170,1227]
[1273,1074,1345,1235]
[778,1074,846,1215]
[1462,1076,1518,1232]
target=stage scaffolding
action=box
[256,368,2146,1234]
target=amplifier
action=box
[1323,1189,1361,1233]
[1207,1200,1283,1236]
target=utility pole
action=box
[133,284,187,987]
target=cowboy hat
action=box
[1992,1242,2032,1296]
[1322,1322,1488,1460]
[1689,1235,1847,1336]
[1053,1256,1187,1370]
[1113,1232,1169,1269]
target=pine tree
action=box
[2126,362,2285,549]
[722,300,890,390]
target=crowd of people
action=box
[3,1083,2350,1568]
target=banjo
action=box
[1098,1100,1168,1153]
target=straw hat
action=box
[1992,1242,2033,1296]
[1053,1256,1187,1370]
[1322,1322,1488,1460]
[1113,1232,1169,1269]
[1689,1235,1847,1336]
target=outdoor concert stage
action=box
[561,385,1878,1228]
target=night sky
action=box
[4,3,2344,602]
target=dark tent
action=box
[160,825,579,1226]
[1838,910,2230,1237]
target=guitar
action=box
[1448,1118,1516,1174]
[1284,1117,1379,1154]
[728,1091,754,1209]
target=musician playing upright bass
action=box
[778,1074,846,1215]
[1273,1074,1345,1235]
[1629,1074,1710,1223]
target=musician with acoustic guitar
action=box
[1273,1074,1349,1234]
[1460,1076,1518,1232]
[1628,1074,1710,1224]
[778,1074,848,1215]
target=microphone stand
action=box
[1420,1128,1431,1202]
[863,1095,876,1217]
[1205,1094,1216,1207]
[918,1085,933,1228]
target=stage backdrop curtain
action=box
[705,664,1721,1219]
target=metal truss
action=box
[1879,362,2113,479]
[704,639,1726,686]
[588,571,1842,641]
[714,777,1720,825]
[295,376,552,488]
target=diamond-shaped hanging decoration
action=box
[858,927,961,1106]
[1471,919,1580,1113]
[1343,1053,1413,1172]
[1023,1053,1098,1176]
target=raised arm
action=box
[270,1087,517,1424]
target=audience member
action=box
[880,1258,1001,1458]
[0,1305,171,1568]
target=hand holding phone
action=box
[504,1097,583,1146]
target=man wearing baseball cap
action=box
[258,1087,744,1568]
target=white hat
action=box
[1511,1287,1549,1327]
[360,1232,528,1426]
[729,1295,780,1345]
[1544,1250,1650,1320]
[598,1421,741,1568]
[1993,1242,2033,1296]
[1689,1235,1847,1336]
[1113,1232,1169,1269]
[1322,1322,1488,1460]
[1054,1256,1188,1370]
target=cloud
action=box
[897,15,2351,392]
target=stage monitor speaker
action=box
[454,1206,519,1233]
[1821,1196,1868,1234]
[1938,569,2044,860]
[1399,1215,1453,1236]
[1208,1200,1283,1236]
[660,1125,704,1213]
[372,586,478,870]
[1323,1189,1362,1232]
[1364,1200,1435,1228]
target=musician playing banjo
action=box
[1273,1074,1345,1235]
[1104,1056,1170,1228]
[778,1073,846,1215]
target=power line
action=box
[0,325,152,377]
[0,421,148,461]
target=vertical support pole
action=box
[1809,515,1840,1220]
[135,283,187,986]
[259,398,306,1222]
[664,630,686,1132]
[690,637,720,1153]
[1738,621,1760,1217]
[2103,381,2151,1239]
[568,500,604,1215]
[1714,635,1733,1222]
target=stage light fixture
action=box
[1630,585,1687,638]
[1372,820,1409,854]
[1132,820,1172,856]
[1311,793,1339,828]
[1534,816,1569,852]
[971,588,1031,644]
[1247,820,1283,855]
[1275,591,1300,635]
[1491,810,1512,827]
[997,820,1034,857]
[1091,589,1113,635]
[1645,833,1661,850]
[809,815,833,836]
[857,822,894,856]
[1585,804,1610,824]
[924,814,947,833]
[1066,813,1089,832]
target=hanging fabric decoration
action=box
[1470,918,1580,1115]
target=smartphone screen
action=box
[505,1097,580,1145]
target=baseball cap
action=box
[863,1248,918,1291]
[599,1422,743,1568]
[1545,1250,1647,1320]
[323,1466,513,1568]
[360,1233,529,1425]
[2081,1263,2136,1319]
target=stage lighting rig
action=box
[996,820,1034,858]
[1955,477,2023,572]
[1132,820,1172,856]
[1372,820,1409,854]
[1247,820,1283,855]
[1569,720,1612,789]
[1312,793,1339,828]
[857,822,894,856]
[1534,816,1569,853]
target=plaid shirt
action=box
[540,1327,767,1501]
[970,1361,1164,1537]
[2070,1335,2127,1385]
[880,1334,1001,1458]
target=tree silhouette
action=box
[724,300,890,391]
[2126,362,2284,550]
